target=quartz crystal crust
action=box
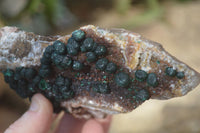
[0,25,200,119]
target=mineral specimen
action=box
[0,25,200,119]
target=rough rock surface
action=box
[0,25,199,119]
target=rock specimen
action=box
[0,25,200,119]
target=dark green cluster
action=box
[114,72,130,87]
[165,67,176,77]
[72,61,83,71]
[135,70,148,82]
[53,76,74,101]
[147,73,158,87]
[66,38,80,55]
[96,58,109,70]
[93,83,111,94]
[94,45,107,56]
[176,72,185,79]
[86,52,97,62]
[134,89,150,102]
[72,30,86,41]
[3,68,38,98]
[165,67,184,79]
[134,69,158,87]
[105,62,117,74]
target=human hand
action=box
[4,94,111,133]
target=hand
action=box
[4,94,111,133]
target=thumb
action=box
[5,93,53,133]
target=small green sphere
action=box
[135,70,148,82]
[72,61,83,71]
[44,45,54,58]
[60,56,72,69]
[83,38,94,51]
[53,40,66,55]
[165,67,176,77]
[67,38,80,50]
[96,58,109,71]
[176,72,185,79]
[105,62,117,74]
[135,89,150,102]
[86,52,97,62]
[51,53,63,65]
[147,73,158,87]
[72,30,85,41]
[95,45,107,56]
[66,45,78,55]
[25,68,37,80]
[114,72,130,87]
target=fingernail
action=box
[29,97,40,112]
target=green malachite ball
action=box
[96,58,109,71]
[60,56,72,69]
[105,62,117,74]
[176,72,185,79]
[114,72,130,87]
[72,61,83,71]
[95,45,107,56]
[135,70,148,82]
[53,40,66,55]
[72,30,85,41]
[25,68,37,80]
[66,38,80,55]
[135,89,150,102]
[51,52,63,65]
[43,45,54,58]
[83,38,94,51]
[147,73,158,87]
[86,52,97,62]
[67,38,80,50]
[165,67,176,77]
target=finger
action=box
[56,114,86,133]
[82,116,112,133]
[82,119,104,133]
[96,116,112,132]
[5,94,53,133]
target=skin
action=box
[4,94,112,133]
